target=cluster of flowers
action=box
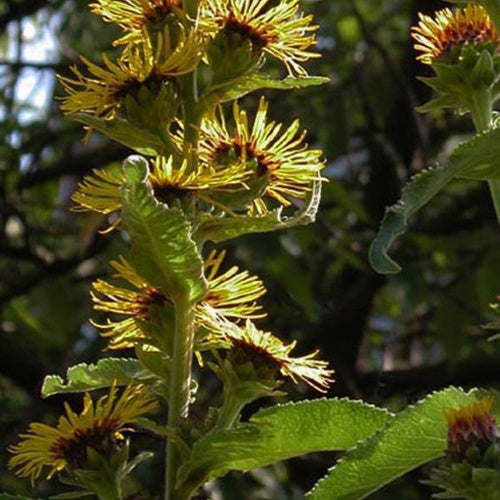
[8,0,333,486]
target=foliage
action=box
[0,0,499,499]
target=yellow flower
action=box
[190,96,324,214]
[445,396,499,461]
[72,168,123,215]
[91,252,266,350]
[149,154,250,204]
[214,319,334,392]
[71,155,249,229]
[8,382,158,485]
[198,0,319,76]
[198,248,267,320]
[90,0,184,45]
[412,5,498,65]
[59,25,201,120]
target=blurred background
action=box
[0,0,499,498]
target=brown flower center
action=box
[222,12,279,52]
[50,418,123,469]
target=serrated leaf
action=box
[369,128,500,274]
[41,358,156,397]
[193,177,321,244]
[177,398,392,497]
[200,74,329,112]
[71,113,163,156]
[120,157,207,303]
[307,387,500,500]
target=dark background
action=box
[0,0,499,498]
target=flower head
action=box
[198,0,319,76]
[214,319,334,392]
[90,0,184,45]
[412,5,498,65]
[185,97,324,214]
[445,397,500,462]
[197,248,267,320]
[91,253,266,350]
[71,155,249,228]
[9,383,158,485]
[72,168,123,215]
[59,25,200,121]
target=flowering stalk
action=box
[479,0,500,223]
[166,293,195,500]
[413,3,500,226]
[469,88,500,223]
[9,1,334,498]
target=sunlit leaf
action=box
[71,113,163,156]
[177,398,392,498]
[200,74,329,112]
[120,156,207,303]
[41,358,157,397]
[307,387,500,500]
[193,177,321,245]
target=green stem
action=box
[488,180,500,224]
[182,70,201,171]
[469,88,492,133]
[468,87,500,225]
[165,293,195,500]
[215,392,245,431]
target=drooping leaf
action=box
[177,398,392,498]
[307,387,500,500]
[41,358,158,397]
[200,74,329,112]
[70,113,163,156]
[120,156,207,303]
[193,177,322,245]
[369,128,500,274]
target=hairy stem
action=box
[165,293,195,500]
[469,88,500,225]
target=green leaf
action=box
[177,398,392,497]
[200,74,329,112]
[307,387,500,500]
[120,156,207,303]
[70,113,163,156]
[41,358,156,397]
[193,176,322,244]
[369,128,500,274]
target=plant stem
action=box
[165,293,195,500]
[215,391,245,430]
[487,180,500,224]
[469,89,492,134]
[469,87,500,225]
[182,70,200,161]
